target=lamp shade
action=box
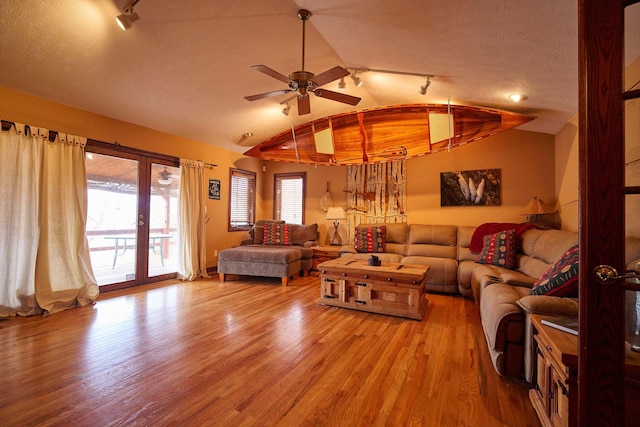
[326,207,346,220]
[523,196,552,215]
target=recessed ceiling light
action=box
[509,94,528,102]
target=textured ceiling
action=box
[1,1,639,154]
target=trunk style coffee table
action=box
[317,258,429,320]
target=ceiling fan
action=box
[244,9,361,115]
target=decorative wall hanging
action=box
[440,169,501,206]
[346,160,407,244]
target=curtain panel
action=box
[0,123,98,317]
[177,159,209,281]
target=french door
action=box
[85,143,180,291]
[579,1,640,426]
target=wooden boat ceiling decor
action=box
[243,104,535,166]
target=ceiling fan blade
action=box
[251,65,292,84]
[310,66,350,87]
[245,89,293,101]
[313,88,361,106]
[298,96,311,115]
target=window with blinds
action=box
[274,172,305,224]
[228,168,256,231]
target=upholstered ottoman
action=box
[218,246,302,286]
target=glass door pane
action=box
[148,163,180,277]
[85,153,139,286]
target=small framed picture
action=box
[208,179,221,200]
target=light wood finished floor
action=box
[0,276,540,426]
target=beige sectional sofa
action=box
[339,223,460,294]
[339,222,640,382]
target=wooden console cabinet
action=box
[530,315,577,427]
[530,314,640,427]
[317,258,428,320]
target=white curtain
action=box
[177,159,209,281]
[0,123,98,317]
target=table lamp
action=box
[326,207,347,246]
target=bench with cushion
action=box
[218,246,301,286]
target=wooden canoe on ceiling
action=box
[243,104,535,166]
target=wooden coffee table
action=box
[316,258,429,320]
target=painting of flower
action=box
[440,169,501,206]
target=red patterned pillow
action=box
[530,246,579,296]
[476,229,517,269]
[354,226,386,253]
[263,222,291,246]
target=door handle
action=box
[593,265,640,284]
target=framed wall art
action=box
[208,179,221,200]
[440,169,501,206]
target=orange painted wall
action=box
[265,128,556,243]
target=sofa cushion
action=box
[288,223,318,245]
[406,224,457,259]
[470,223,534,253]
[263,222,291,246]
[402,256,458,288]
[530,246,579,296]
[476,229,517,269]
[354,225,386,253]
[250,220,285,245]
[499,271,536,288]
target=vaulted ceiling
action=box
[1,1,639,156]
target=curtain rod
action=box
[1,120,216,167]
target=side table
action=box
[310,245,341,274]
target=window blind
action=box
[275,173,304,224]
[229,169,256,230]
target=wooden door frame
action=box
[86,141,179,291]
[578,0,626,425]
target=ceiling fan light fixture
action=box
[116,0,141,31]
[419,77,432,95]
[157,167,172,185]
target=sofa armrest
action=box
[516,295,578,317]
[499,271,536,288]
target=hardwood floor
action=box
[0,276,540,426]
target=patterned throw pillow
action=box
[530,246,579,297]
[263,222,291,246]
[476,229,517,269]
[354,226,386,253]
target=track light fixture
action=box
[338,77,346,89]
[116,0,141,31]
[350,71,363,87]
[345,68,434,93]
[419,77,431,95]
[282,102,291,116]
